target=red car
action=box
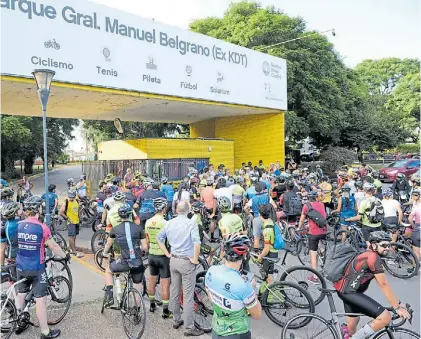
[379,159,421,182]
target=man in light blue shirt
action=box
[157,201,203,336]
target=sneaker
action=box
[104,295,114,308]
[306,275,320,285]
[173,320,184,329]
[40,329,61,339]
[15,323,29,335]
[184,328,204,336]
[149,302,156,313]
[162,310,173,319]
[340,323,350,339]
[75,252,84,258]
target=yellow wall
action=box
[98,140,148,160]
[190,118,216,138]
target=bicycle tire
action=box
[372,327,420,339]
[279,265,327,306]
[122,288,146,339]
[193,284,213,333]
[94,248,108,272]
[296,238,310,266]
[53,232,68,253]
[382,242,420,279]
[0,297,17,339]
[281,313,340,339]
[100,288,107,314]
[52,217,67,232]
[47,260,73,288]
[91,229,108,254]
[79,207,96,227]
[46,276,72,325]
[261,281,315,328]
[195,256,209,274]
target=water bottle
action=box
[340,323,350,339]
[114,276,123,302]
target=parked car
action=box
[363,153,378,161]
[379,159,421,183]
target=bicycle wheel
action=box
[52,217,67,232]
[193,284,213,333]
[372,327,420,339]
[0,297,17,339]
[46,276,72,325]
[382,242,420,279]
[281,313,340,339]
[94,248,109,272]
[279,265,327,306]
[122,288,146,339]
[100,288,107,314]
[195,256,209,275]
[261,281,315,328]
[79,207,96,227]
[52,232,68,253]
[91,229,108,254]
[47,260,73,288]
[296,238,310,266]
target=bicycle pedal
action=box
[109,306,121,310]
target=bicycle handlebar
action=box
[45,255,70,264]
[386,303,413,327]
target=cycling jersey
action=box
[145,214,167,255]
[205,265,258,336]
[137,189,159,220]
[65,199,80,224]
[262,220,277,253]
[161,184,175,202]
[16,217,52,273]
[272,184,286,200]
[340,196,356,218]
[250,193,269,218]
[218,213,244,237]
[382,199,400,218]
[109,221,146,260]
[0,218,19,258]
[107,201,137,228]
[96,191,107,213]
[243,186,256,200]
[359,197,381,227]
[76,182,87,198]
[125,191,137,208]
[334,250,383,293]
[41,192,58,212]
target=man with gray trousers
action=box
[157,201,203,336]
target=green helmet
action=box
[217,196,231,213]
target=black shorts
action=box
[148,254,171,279]
[17,268,48,298]
[139,219,147,232]
[361,225,381,242]
[206,209,217,220]
[337,291,385,318]
[68,223,80,237]
[383,217,399,228]
[233,203,243,214]
[262,251,278,275]
[110,258,145,284]
[411,228,420,247]
[308,234,327,252]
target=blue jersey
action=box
[5,219,19,258]
[340,196,356,218]
[205,265,258,336]
[161,184,175,202]
[251,193,269,217]
[137,189,159,220]
[41,192,58,212]
[244,186,256,200]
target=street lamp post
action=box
[32,69,55,226]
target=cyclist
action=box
[408,190,420,260]
[298,191,327,284]
[278,180,302,222]
[96,182,107,226]
[205,233,261,339]
[201,178,217,241]
[76,174,87,199]
[172,183,190,215]
[58,189,83,258]
[66,178,75,190]
[145,197,172,317]
[218,197,246,238]
[391,173,410,201]
[231,177,246,214]
[107,191,139,230]
[102,203,148,307]
[152,181,166,199]
[41,184,58,215]
[243,175,259,201]
[334,231,410,339]
[272,176,286,202]
[16,196,69,338]
[160,176,174,217]
[0,202,19,266]
[372,173,383,198]
[332,187,356,242]
[319,176,333,212]
[100,186,115,226]
[354,181,365,209]
[134,180,159,230]
[382,188,403,241]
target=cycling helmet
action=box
[191,201,204,213]
[249,175,259,184]
[372,172,379,179]
[67,189,77,198]
[112,191,126,201]
[117,203,132,219]
[80,174,86,180]
[342,187,351,192]
[66,178,74,186]
[23,196,42,211]
[106,173,114,179]
[223,233,251,262]
[152,181,160,189]
[110,185,118,193]
[412,189,420,197]
[1,202,19,219]
[113,176,122,184]
[369,231,391,243]
[355,180,363,189]
[144,178,154,187]
[363,182,375,193]
[48,184,56,192]
[236,176,244,184]
[321,176,328,182]
[308,173,316,179]
[226,177,235,187]
[286,180,295,189]
[217,196,231,213]
[217,177,227,187]
[384,188,393,197]
[161,176,168,184]
[153,197,168,212]
[397,173,405,180]
[308,191,319,199]
[1,188,14,199]
[258,204,272,219]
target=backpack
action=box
[323,241,358,283]
[287,195,302,216]
[366,198,384,223]
[305,203,328,228]
[265,223,285,250]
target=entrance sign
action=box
[1,0,287,110]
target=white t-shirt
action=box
[354,191,365,208]
[214,187,233,210]
[174,190,190,203]
[347,180,356,195]
[104,197,115,211]
[382,199,400,218]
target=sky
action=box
[69,0,420,150]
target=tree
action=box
[320,147,357,174]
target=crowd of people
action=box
[0,159,420,339]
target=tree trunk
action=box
[3,157,16,179]
[24,155,35,174]
[1,157,5,172]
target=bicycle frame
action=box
[0,277,29,321]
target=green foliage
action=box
[319,147,357,174]
[57,153,70,163]
[396,143,420,154]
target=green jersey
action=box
[218,212,244,237]
[262,219,277,253]
[358,197,381,228]
[145,214,167,255]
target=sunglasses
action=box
[379,243,391,249]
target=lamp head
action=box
[32,69,55,91]
[114,118,124,134]
[332,29,336,36]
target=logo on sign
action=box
[186,65,192,76]
[103,48,111,62]
[44,39,60,50]
[146,57,157,70]
[262,61,270,76]
[217,72,224,83]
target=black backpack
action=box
[284,192,302,216]
[323,242,358,283]
[305,203,328,228]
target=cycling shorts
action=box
[262,251,278,275]
[148,254,171,279]
[212,331,251,339]
[206,208,217,220]
[17,268,48,298]
[233,203,243,214]
[110,259,145,284]
[383,217,399,228]
[0,223,6,243]
[361,225,381,242]
[411,227,420,247]
[308,234,326,252]
[337,291,385,318]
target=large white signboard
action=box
[1,0,287,110]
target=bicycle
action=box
[281,288,418,339]
[0,258,72,339]
[91,227,108,253]
[100,270,147,339]
[247,252,315,328]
